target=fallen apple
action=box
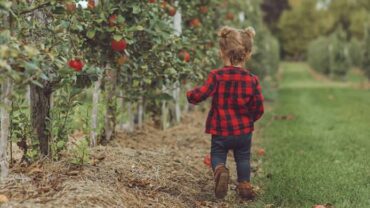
[203,154,211,168]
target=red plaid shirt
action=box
[186,66,264,136]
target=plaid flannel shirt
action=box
[186,66,264,136]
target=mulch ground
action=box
[0,109,265,208]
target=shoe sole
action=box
[215,172,229,199]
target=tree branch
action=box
[19,2,51,15]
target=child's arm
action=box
[186,71,217,104]
[251,76,264,121]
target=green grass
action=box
[253,62,370,208]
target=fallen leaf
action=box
[0,195,8,203]
[29,167,43,174]
[257,148,265,156]
[273,114,295,121]
[67,170,80,176]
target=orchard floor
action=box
[0,108,266,208]
[1,62,370,208]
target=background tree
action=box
[261,0,290,33]
[328,0,370,40]
[278,0,333,58]
[363,26,370,79]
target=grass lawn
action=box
[253,62,370,208]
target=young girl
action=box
[186,26,264,200]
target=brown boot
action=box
[237,181,256,200]
[214,165,229,199]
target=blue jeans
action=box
[211,133,252,182]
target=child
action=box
[186,26,264,200]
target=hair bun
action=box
[245,27,256,39]
[218,26,233,38]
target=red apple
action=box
[199,6,208,14]
[161,0,167,9]
[68,59,84,72]
[203,154,211,168]
[167,6,176,16]
[313,205,326,208]
[111,39,127,52]
[88,0,95,9]
[116,55,128,65]
[109,15,117,27]
[178,50,190,62]
[190,18,201,28]
[148,0,156,3]
[226,12,234,20]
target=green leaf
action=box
[132,5,140,14]
[132,80,140,87]
[144,78,151,84]
[117,15,125,24]
[57,140,65,149]
[113,34,123,41]
[40,73,49,81]
[136,25,144,31]
[31,80,43,88]
[87,30,96,39]
[165,67,177,75]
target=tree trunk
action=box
[125,102,134,132]
[102,67,118,143]
[173,82,181,123]
[119,91,134,132]
[173,1,182,36]
[137,96,144,129]
[30,82,52,156]
[90,78,101,147]
[172,2,182,122]
[0,78,13,180]
[161,100,169,130]
[161,85,169,130]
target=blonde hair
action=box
[218,26,255,65]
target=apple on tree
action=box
[108,15,117,27]
[167,6,176,16]
[226,12,235,20]
[160,0,167,9]
[116,55,128,65]
[189,18,201,28]
[111,39,127,52]
[88,0,95,9]
[178,50,190,62]
[68,59,84,72]
[199,6,208,14]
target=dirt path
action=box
[0,110,265,208]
